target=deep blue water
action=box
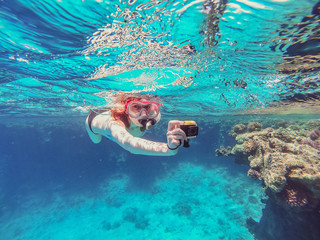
[0,117,234,202]
[1,0,320,239]
[1,115,319,239]
[0,117,269,240]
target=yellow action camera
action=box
[180,121,198,148]
[180,121,198,138]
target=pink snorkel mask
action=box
[125,100,163,129]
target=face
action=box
[128,115,144,127]
[125,98,162,128]
[126,99,160,118]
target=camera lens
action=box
[188,126,198,136]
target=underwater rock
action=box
[216,121,320,211]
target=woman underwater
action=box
[85,94,189,156]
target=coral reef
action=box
[233,124,247,134]
[279,183,309,208]
[172,201,192,216]
[244,139,257,153]
[215,146,232,156]
[246,196,320,240]
[217,121,320,211]
[310,127,320,140]
[247,122,262,132]
[247,168,262,180]
[304,139,320,150]
[122,207,150,230]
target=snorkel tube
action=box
[139,119,156,130]
[139,112,161,130]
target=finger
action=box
[168,128,187,140]
[169,135,186,141]
[167,133,187,142]
[170,128,186,136]
[167,120,182,131]
[167,121,179,131]
[167,128,187,137]
[171,139,181,145]
[170,139,182,147]
[167,130,185,137]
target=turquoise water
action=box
[0,0,320,239]
[0,117,270,240]
[1,159,265,240]
[1,0,319,116]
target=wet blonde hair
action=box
[110,93,161,129]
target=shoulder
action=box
[98,113,126,128]
[90,111,126,129]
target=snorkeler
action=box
[85,94,190,156]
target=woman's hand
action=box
[167,120,187,150]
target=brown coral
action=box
[310,128,320,140]
[244,139,257,153]
[215,146,232,156]
[233,124,246,134]
[280,184,309,208]
[247,122,262,132]
[273,130,296,143]
[247,168,262,180]
[217,121,320,211]
[304,139,320,150]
